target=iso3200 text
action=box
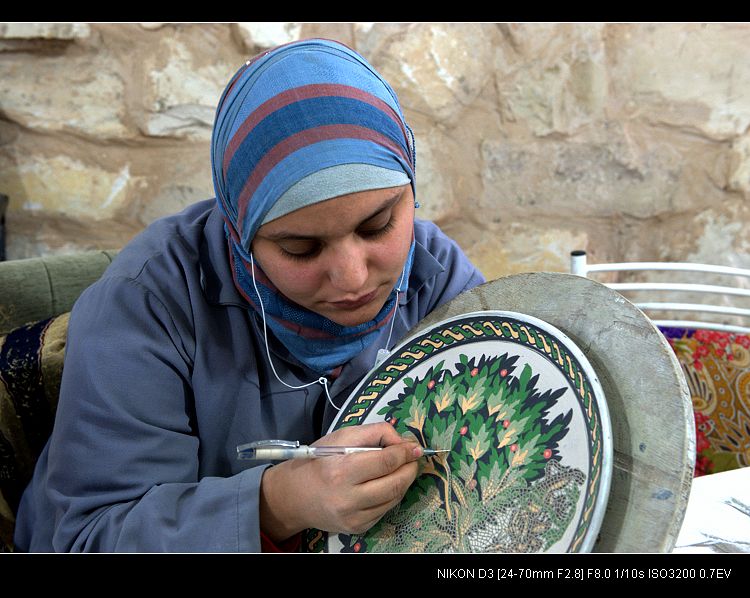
[434,568,732,581]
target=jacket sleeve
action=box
[44,274,267,552]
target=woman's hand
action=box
[259,422,423,543]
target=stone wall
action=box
[2,22,749,283]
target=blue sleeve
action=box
[43,275,266,552]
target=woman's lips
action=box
[329,289,379,310]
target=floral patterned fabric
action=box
[0,313,68,552]
[659,327,750,477]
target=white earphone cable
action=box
[249,253,336,410]
[248,253,408,411]
[374,264,407,367]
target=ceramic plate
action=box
[304,310,612,553]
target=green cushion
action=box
[0,250,117,336]
[0,313,69,552]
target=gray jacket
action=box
[14,199,485,552]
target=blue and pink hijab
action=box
[210,39,417,374]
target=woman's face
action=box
[251,184,415,328]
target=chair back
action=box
[570,250,750,334]
[0,250,118,551]
[571,250,750,477]
[0,250,118,336]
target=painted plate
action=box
[304,310,613,553]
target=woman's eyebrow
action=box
[261,189,405,241]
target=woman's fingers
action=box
[322,444,421,534]
[343,440,422,485]
[317,421,407,449]
[260,423,424,537]
[351,454,420,509]
[328,460,420,534]
[313,422,423,485]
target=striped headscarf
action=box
[210,39,417,374]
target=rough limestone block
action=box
[141,38,236,140]
[234,23,302,50]
[0,23,90,40]
[363,23,495,125]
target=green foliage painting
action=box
[337,352,586,553]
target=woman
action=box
[14,39,485,552]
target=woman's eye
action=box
[276,214,396,261]
[359,220,394,239]
[278,242,320,261]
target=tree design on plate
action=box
[338,352,586,553]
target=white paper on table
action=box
[674,467,750,553]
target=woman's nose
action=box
[327,241,368,292]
